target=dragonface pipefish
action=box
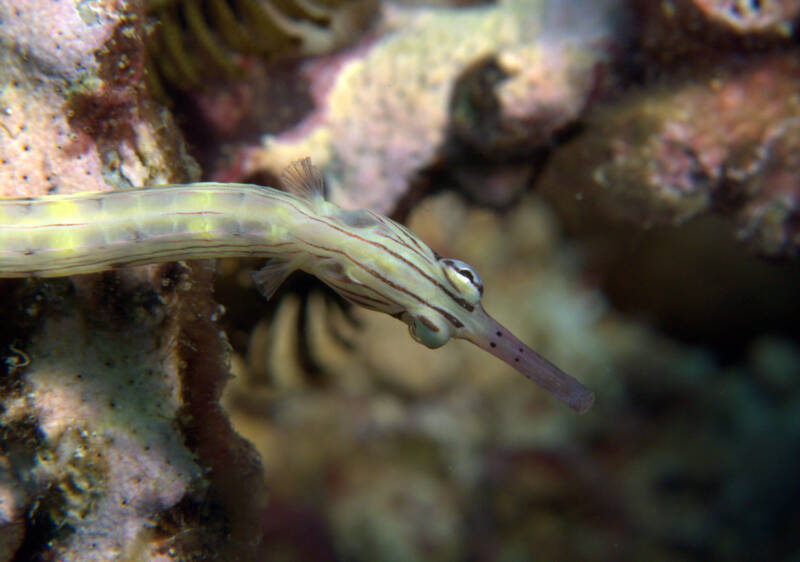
[0,159,594,412]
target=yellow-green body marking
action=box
[0,159,594,412]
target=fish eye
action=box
[409,314,450,349]
[441,259,484,304]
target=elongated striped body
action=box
[0,184,307,277]
[0,159,595,412]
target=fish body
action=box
[0,159,594,412]
[0,183,302,277]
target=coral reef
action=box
[693,0,800,34]
[1,0,799,559]
[631,0,800,63]
[144,0,379,101]
[2,269,198,559]
[540,52,800,258]
[226,0,622,214]
[0,1,196,197]
[0,1,264,558]
[1,263,265,560]
[1,0,124,83]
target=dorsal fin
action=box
[281,158,327,200]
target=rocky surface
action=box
[222,0,623,214]
[539,52,800,258]
[631,0,800,63]
[0,1,263,558]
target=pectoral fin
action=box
[251,259,299,300]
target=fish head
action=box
[399,258,483,349]
[401,255,595,413]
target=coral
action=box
[630,0,800,63]
[1,277,203,558]
[0,0,125,83]
[0,263,265,560]
[0,2,198,198]
[540,52,800,258]
[694,0,800,33]
[0,1,264,558]
[228,0,622,214]
[144,0,379,101]
[2,1,798,560]
[328,463,463,562]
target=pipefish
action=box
[0,159,595,412]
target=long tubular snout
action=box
[460,307,595,413]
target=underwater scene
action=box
[0,0,799,559]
